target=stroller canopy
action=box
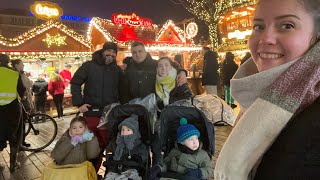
[106,104,152,146]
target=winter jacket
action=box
[60,69,72,86]
[51,131,100,165]
[157,83,193,110]
[121,55,158,103]
[202,51,219,86]
[221,60,238,86]
[70,50,121,116]
[105,140,148,173]
[32,79,48,97]
[254,96,320,180]
[48,80,65,95]
[163,143,212,179]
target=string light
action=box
[0,21,91,48]
[42,33,67,48]
[1,51,92,59]
[174,0,256,50]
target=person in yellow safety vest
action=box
[0,54,26,173]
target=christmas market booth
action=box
[87,13,205,94]
[87,13,202,70]
[217,0,257,62]
[0,20,92,117]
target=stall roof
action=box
[87,17,194,48]
[0,21,92,59]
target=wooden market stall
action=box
[0,20,93,117]
[86,14,204,94]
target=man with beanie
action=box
[0,54,26,172]
[105,114,148,179]
[151,118,211,180]
[70,41,121,171]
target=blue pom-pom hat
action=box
[177,118,200,143]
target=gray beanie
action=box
[118,114,139,134]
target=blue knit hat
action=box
[177,118,200,143]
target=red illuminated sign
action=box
[112,13,152,27]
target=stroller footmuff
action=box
[102,104,152,180]
[154,106,215,180]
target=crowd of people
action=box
[1,0,320,179]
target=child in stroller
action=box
[102,104,152,180]
[150,106,215,180]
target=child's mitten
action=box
[70,135,82,146]
[81,131,94,142]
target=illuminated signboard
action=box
[186,22,198,38]
[112,13,152,27]
[228,29,252,40]
[30,1,63,21]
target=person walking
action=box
[221,51,238,108]
[32,74,48,117]
[201,47,219,95]
[48,73,65,120]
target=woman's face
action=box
[157,59,172,77]
[249,0,314,72]
[15,61,24,72]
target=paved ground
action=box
[0,115,233,180]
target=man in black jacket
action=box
[70,42,120,171]
[201,47,219,95]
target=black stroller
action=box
[156,105,215,179]
[102,104,152,179]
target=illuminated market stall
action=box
[87,13,202,70]
[0,1,93,116]
[217,0,257,62]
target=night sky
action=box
[0,0,209,40]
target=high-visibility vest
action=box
[0,67,19,106]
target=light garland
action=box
[0,21,91,48]
[42,33,67,48]
[87,17,117,42]
[1,51,92,59]
[173,0,256,51]
[155,20,193,43]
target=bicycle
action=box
[19,105,58,152]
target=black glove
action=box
[148,165,161,180]
[185,168,202,179]
[130,155,143,163]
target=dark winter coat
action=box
[202,51,219,86]
[162,142,212,179]
[120,54,158,103]
[221,59,238,86]
[105,140,148,173]
[32,79,48,98]
[157,83,193,110]
[70,50,121,116]
[254,96,320,180]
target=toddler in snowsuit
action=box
[104,114,148,180]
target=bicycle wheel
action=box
[20,113,58,152]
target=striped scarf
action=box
[214,40,320,180]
